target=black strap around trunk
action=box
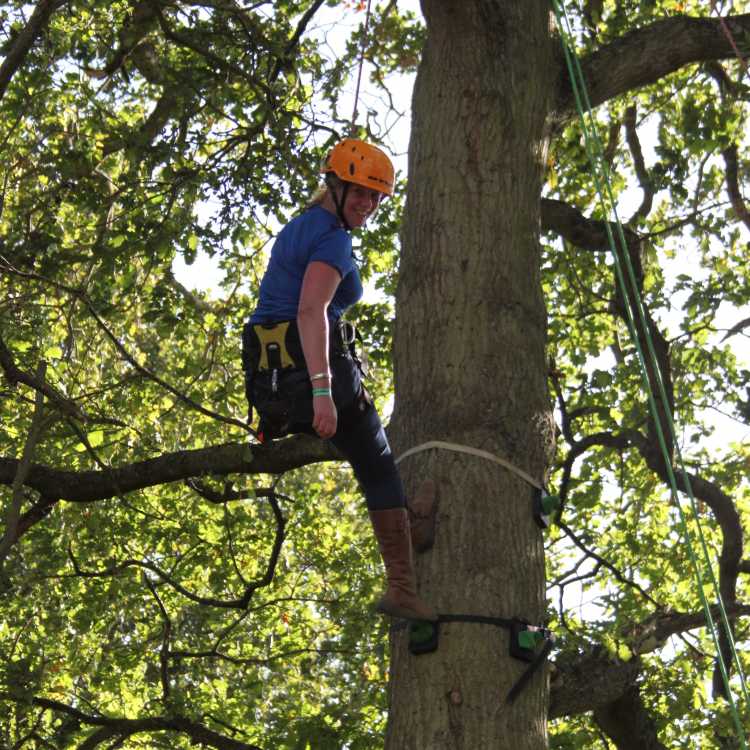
[392,613,555,705]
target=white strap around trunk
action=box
[395,440,543,492]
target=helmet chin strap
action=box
[327,176,352,232]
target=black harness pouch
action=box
[241,319,371,441]
[241,320,309,439]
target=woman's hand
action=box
[312,394,337,439]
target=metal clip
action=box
[271,369,278,394]
[341,321,356,346]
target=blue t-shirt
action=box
[250,206,363,323]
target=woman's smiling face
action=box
[341,183,383,228]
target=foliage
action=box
[0,0,749,748]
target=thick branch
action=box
[541,197,641,252]
[0,436,337,552]
[626,603,750,656]
[0,436,337,503]
[549,649,640,718]
[103,89,181,156]
[556,14,750,118]
[84,1,159,81]
[0,0,65,101]
[550,602,750,720]
[593,685,668,750]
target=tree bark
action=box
[386,1,555,747]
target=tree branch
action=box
[0,333,86,421]
[541,197,641,253]
[0,435,337,503]
[722,143,750,233]
[557,520,660,607]
[556,14,750,118]
[0,259,252,433]
[623,104,654,224]
[269,0,328,83]
[549,648,641,718]
[0,435,337,554]
[0,0,66,101]
[143,574,172,702]
[15,695,265,750]
[721,316,750,342]
[150,1,269,97]
[625,603,750,656]
[593,684,668,750]
[67,491,286,609]
[0,361,47,568]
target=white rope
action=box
[395,440,544,491]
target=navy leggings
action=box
[252,347,406,511]
[324,354,406,511]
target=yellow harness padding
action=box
[254,322,297,370]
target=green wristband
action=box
[312,388,332,397]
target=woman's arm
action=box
[297,261,342,439]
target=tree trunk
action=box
[387,1,555,747]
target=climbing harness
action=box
[396,440,561,528]
[553,0,749,742]
[241,319,369,441]
[393,614,555,704]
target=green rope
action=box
[550,0,749,742]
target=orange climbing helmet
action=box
[321,138,395,197]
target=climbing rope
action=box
[350,0,373,134]
[551,0,749,742]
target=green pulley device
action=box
[404,615,555,703]
[533,487,561,528]
[408,616,552,659]
[409,619,440,655]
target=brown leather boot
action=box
[408,478,437,553]
[369,508,438,621]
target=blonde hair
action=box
[306,184,329,209]
[305,174,343,209]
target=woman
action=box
[243,138,436,622]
